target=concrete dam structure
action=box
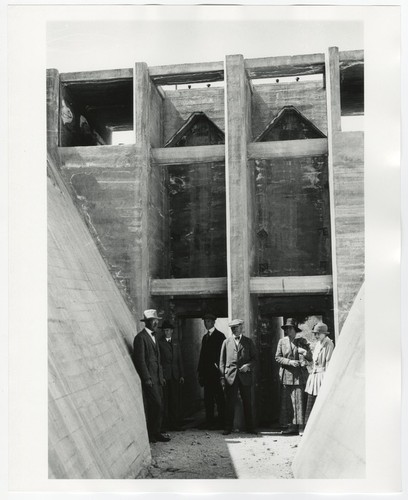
[47,48,364,478]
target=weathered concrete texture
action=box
[254,155,331,277]
[47,69,59,148]
[48,156,150,479]
[292,284,365,478]
[167,162,226,279]
[149,157,167,279]
[165,112,224,147]
[163,87,224,144]
[332,131,364,330]
[59,145,139,313]
[150,82,163,148]
[225,54,253,330]
[252,81,327,141]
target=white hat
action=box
[141,309,162,322]
[228,318,244,327]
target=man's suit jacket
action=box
[158,337,184,381]
[133,329,164,386]
[275,336,310,385]
[197,328,225,383]
[219,335,257,386]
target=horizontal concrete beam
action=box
[150,278,227,296]
[250,275,333,295]
[60,68,133,83]
[339,49,364,63]
[57,51,362,85]
[149,61,224,85]
[152,145,225,165]
[245,53,325,79]
[58,145,136,169]
[248,138,328,160]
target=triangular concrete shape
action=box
[255,106,326,142]
[165,112,225,147]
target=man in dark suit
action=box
[219,318,257,435]
[133,309,170,443]
[197,313,226,429]
[158,320,184,431]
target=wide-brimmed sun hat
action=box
[281,318,301,332]
[228,318,244,328]
[141,309,162,322]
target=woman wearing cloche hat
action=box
[304,322,334,428]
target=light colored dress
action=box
[305,336,334,396]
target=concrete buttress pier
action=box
[48,155,150,479]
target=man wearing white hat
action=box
[219,319,257,435]
[133,309,170,443]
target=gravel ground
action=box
[145,428,299,479]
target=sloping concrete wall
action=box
[292,283,365,478]
[48,155,150,479]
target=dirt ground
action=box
[144,428,300,479]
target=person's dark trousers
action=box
[204,380,225,426]
[142,383,163,438]
[162,378,180,430]
[225,378,254,432]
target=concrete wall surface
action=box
[48,155,150,479]
[292,283,365,478]
[252,81,327,140]
[333,131,364,330]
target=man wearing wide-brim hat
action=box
[275,318,312,435]
[132,309,170,443]
[219,319,257,435]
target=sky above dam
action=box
[46,6,363,73]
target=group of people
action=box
[132,309,334,444]
[275,318,334,436]
[132,309,257,443]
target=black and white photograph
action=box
[5,2,403,496]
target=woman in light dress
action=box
[304,322,334,427]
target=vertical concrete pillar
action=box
[325,47,341,340]
[133,62,151,327]
[225,54,258,430]
[225,54,253,331]
[47,69,60,150]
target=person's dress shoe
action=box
[155,433,171,442]
[222,430,231,435]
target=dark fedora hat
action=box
[160,320,175,330]
[202,313,217,321]
[281,318,301,332]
